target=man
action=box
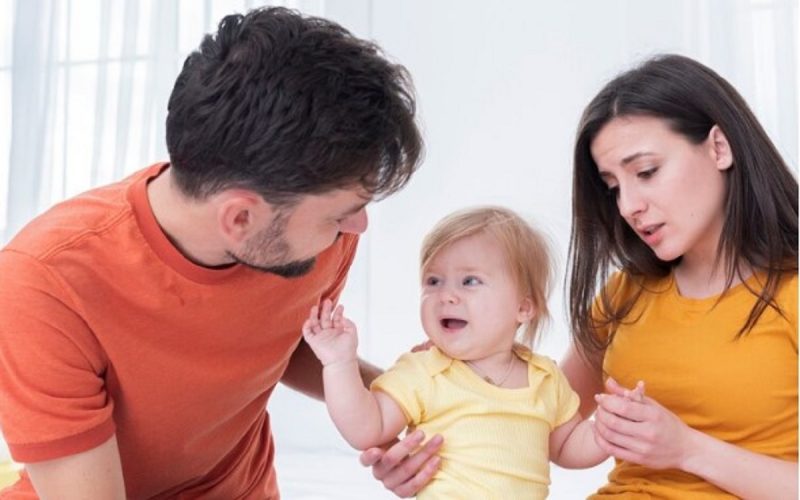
[0,7,426,498]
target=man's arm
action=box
[25,435,126,500]
[280,338,382,399]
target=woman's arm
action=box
[595,378,798,500]
[559,344,605,418]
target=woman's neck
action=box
[673,254,751,299]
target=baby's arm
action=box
[549,381,645,468]
[302,300,408,450]
[549,413,608,468]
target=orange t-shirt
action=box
[0,164,358,499]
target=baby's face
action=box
[419,232,531,361]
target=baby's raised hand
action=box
[302,299,359,366]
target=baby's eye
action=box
[424,276,441,286]
[463,276,482,286]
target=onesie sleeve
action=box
[0,250,115,462]
[370,352,431,426]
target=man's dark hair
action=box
[166,6,422,204]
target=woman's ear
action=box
[517,297,536,324]
[708,124,734,171]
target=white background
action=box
[1,1,797,498]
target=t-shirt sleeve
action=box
[0,250,115,462]
[369,352,430,425]
[548,360,581,429]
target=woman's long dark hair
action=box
[569,54,798,360]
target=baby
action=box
[303,206,613,498]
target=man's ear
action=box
[517,297,536,324]
[216,190,270,244]
[708,124,733,171]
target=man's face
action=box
[229,186,371,277]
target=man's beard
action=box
[233,254,317,278]
[227,208,317,278]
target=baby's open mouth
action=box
[441,318,468,329]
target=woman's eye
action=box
[638,167,658,179]
[463,276,482,286]
[606,185,620,198]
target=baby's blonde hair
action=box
[420,206,554,346]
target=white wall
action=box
[1,0,796,497]
[270,1,798,497]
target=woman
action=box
[364,55,797,499]
[562,54,797,499]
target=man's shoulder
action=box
[3,167,153,263]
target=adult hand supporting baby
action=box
[359,430,443,498]
[593,377,695,470]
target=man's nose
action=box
[340,208,368,235]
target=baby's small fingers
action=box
[303,318,326,337]
[333,305,346,327]
[320,300,334,328]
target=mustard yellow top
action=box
[592,272,798,499]
[371,346,579,500]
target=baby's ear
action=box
[517,297,536,324]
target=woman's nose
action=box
[617,184,646,219]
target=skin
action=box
[419,233,534,374]
[366,116,797,498]
[567,115,797,499]
[304,232,608,494]
[24,167,374,499]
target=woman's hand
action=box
[593,377,695,470]
[594,377,798,499]
[359,430,443,497]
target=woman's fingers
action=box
[595,393,649,422]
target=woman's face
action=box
[590,115,732,267]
